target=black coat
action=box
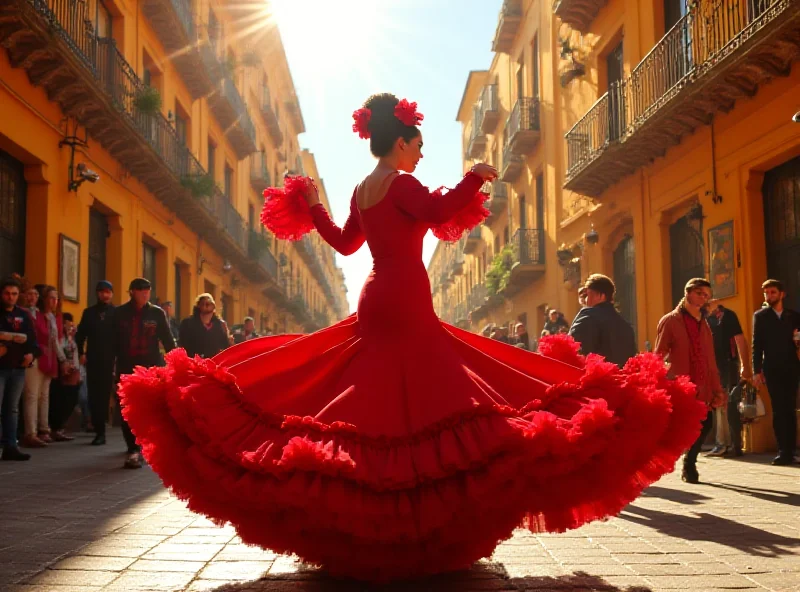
[0,305,39,369]
[568,301,637,368]
[111,301,176,374]
[179,314,230,359]
[75,302,116,367]
[752,307,800,377]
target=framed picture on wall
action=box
[708,221,735,299]
[59,234,80,303]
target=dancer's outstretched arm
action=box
[309,191,365,256]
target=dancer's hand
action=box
[303,178,320,207]
[470,163,498,182]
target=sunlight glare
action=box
[271,0,381,78]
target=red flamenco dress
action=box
[119,172,706,582]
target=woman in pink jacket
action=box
[23,285,65,447]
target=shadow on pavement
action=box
[640,485,712,505]
[705,482,800,507]
[201,563,652,592]
[620,505,800,557]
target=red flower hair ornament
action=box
[351,98,424,139]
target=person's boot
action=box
[90,434,106,446]
[2,447,31,461]
[681,464,700,484]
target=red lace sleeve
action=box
[310,190,365,256]
[392,173,487,240]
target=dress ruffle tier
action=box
[119,325,706,582]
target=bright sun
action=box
[270,0,381,77]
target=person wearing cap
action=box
[76,280,117,446]
[110,278,176,468]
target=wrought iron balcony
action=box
[564,0,800,197]
[553,0,609,34]
[0,0,276,282]
[450,240,465,277]
[208,76,257,159]
[247,229,279,282]
[284,98,305,133]
[506,98,540,155]
[464,226,482,255]
[467,123,488,159]
[492,0,523,54]
[500,145,524,182]
[478,84,500,133]
[454,301,467,325]
[508,228,545,289]
[140,0,216,99]
[259,88,284,146]
[214,188,247,253]
[250,153,271,194]
[485,181,509,224]
[468,282,489,321]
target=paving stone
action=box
[199,560,274,580]
[100,570,196,591]
[50,555,135,571]
[128,558,207,572]
[25,568,118,587]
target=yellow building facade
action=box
[438,0,800,451]
[0,0,348,335]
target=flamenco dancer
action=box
[119,93,707,583]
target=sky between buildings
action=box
[273,0,501,313]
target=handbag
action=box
[737,382,766,421]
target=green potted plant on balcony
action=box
[133,85,162,115]
[248,229,271,257]
[486,245,513,297]
[180,173,215,199]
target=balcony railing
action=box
[468,282,488,320]
[207,76,257,158]
[511,228,545,266]
[464,226,482,254]
[485,181,509,223]
[508,228,546,290]
[215,189,247,252]
[140,0,214,99]
[248,229,278,281]
[250,154,271,193]
[260,88,284,145]
[478,84,500,133]
[454,301,467,324]
[505,97,540,155]
[467,123,487,159]
[564,0,799,197]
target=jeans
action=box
[78,378,90,429]
[684,410,714,468]
[0,368,27,448]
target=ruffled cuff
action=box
[260,176,316,241]
[430,177,490,242]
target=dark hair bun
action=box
[363,93,420,157]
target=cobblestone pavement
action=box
[2,431,799,592]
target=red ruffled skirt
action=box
[119,317,706,582]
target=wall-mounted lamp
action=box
[222,259,233,272]
[59,123,100,192]
[585,223,599,245]
[198,255,207,275]
[792,111,800,123]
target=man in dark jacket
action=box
[233,317,259,345]
[0,276,39,461]
[752,279,800,466]
[75,280,116,446]
[569,274,637,368]
[110,278,176,468]
[179,293,230,358]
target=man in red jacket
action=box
[655,278,726,484]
